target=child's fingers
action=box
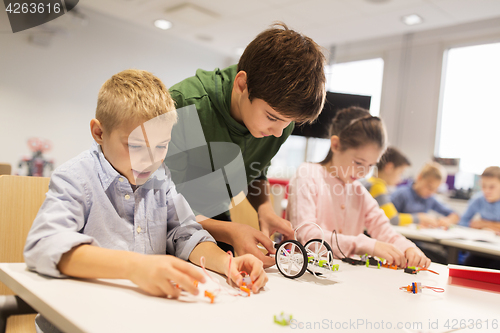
[253,232,276,255]
[419,256,431,269]
[244,244,275,268]
[384,253,394,265]
[406,252,418,268]
[168,270,199,295]
[390,247,405,267]
[229,265,243,286]
[173,260,206,284]
[157,280,181,299]
[251,270,268,293]
[170,263,205,295]
[425,258,431,268]
[143,284,168,298]
[246,255,264,282]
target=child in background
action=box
[460,166,500,269]
[24,70,267,333]
[391,162,459,228]
[459,166,500,232]
[287,107,430,268]
[361,147,414,226]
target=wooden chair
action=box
[0,175,50,333]
[0,164,11,176]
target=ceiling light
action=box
[402,14,423,26]
[154,19,172,30]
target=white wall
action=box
[333,17,500,177]
[0,8,227,174]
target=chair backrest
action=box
[0,176,49,295]
[0,164,11,176]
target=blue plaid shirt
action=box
[391,182,454,220]
[24,142,215,278]
[459,192,500,226]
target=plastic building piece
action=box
[274,312,293,326]
[342,257,364,265]
[275,238,338,278]
[400,282,444,294]
[332,264,339,271]
[369,257,380,267]
[240,286,251,296]
[204,290,215,304]
[403,282,422,294]
[417,267,439,275]
[381,262,398,270]
[275,240,308,279]
[304,239,335,275]
[241,272,253,288]
[404,267,418,274]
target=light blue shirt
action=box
[24,142,215,278]
[458,192,500,226]
[391,183,454,223]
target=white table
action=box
[393,225,500,264]
[1,262,500,333]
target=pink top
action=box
[286,163,416,257]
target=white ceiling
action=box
[16,0,500,56]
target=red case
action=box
[448,265,500,284]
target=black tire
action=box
[275,240,308,279]
[304,239,334,275]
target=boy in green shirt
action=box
[167,23,326,267]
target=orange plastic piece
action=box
[204,290,215,304]
[382,263,398,270]
[193,280,199,287]
[240,286,251,296]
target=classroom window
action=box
[436,42,500,178]
[268,58,385,179]
[326,58,384,117]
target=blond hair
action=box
[96,69,176,131]
[419,162,446,182]
[482,166,500,181]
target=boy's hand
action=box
[226,254,268,293]
[373,241,405,267]
[128,254,206,298]
[438,213,459,229]
[437,217,452,229]
[257,203,295,240]
[417,213,439,228]
[230,223,276,268]
[405,247,431,268]
[470,220,486,229]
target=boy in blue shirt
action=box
[460,166,500,269]
[459,166,500,232]
[391,162,460,228]
[24,70,267,332]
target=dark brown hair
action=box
[482,166,500,181]
[377,146,411,170]
[320,106,387,165]
[237,22,326,124]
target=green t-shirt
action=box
[168,65,294,187]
